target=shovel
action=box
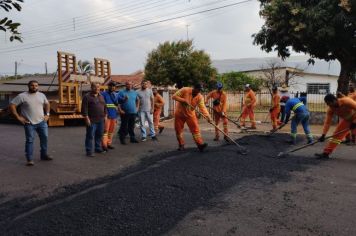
[277,128,350,158]
[189,104,248,155]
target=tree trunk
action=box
[338,62,353,95]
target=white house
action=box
[212,56,340,94]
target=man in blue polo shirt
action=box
[118,81,140,144]
[283,95,313,145]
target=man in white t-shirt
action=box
[10,80,53,166]
[137,80,157,141]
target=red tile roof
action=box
[111,71,145,89]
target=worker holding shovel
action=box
[205,82,229,142]
[315,94,356,159]
[269,86,281,131]
[172,84,212,152]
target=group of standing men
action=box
[82,80,165,157]
[8,79,356,166]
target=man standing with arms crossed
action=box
[82,82,107,157]
[152,87,165,134]
[205,82,229,141]
[10,80,52,166]
[240,84,257,129]
[172,83,212,151]
[118,81,140,144]
[137,80,157,142]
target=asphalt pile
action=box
[1,134,318,235]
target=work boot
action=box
[159,127,164,134]
[177,145,185,151]
[130,138,139,143]
[213,137,219,141]
[120,139,126,145]
[315,152,330,159]
[107,145,115,149]
[41,154,53,161]
[26,160,34,166]
[141,137,147,142]
[307,137,314,144]
[151,136,158,141]
[287,138,297,145]
[197,143,208,152]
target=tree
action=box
[0,0,23,42]
[253,0,356,94]
[144,40,217,88]
[218,71,263,92]
[77,60,93,75]
[258,59,304,95]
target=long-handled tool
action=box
[277,128,350,158]
[189,104,248,155]
[265,116,294,136]
[206,105,242,128]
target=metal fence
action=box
[167,90,331,121]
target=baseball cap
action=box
[216,82,223,89]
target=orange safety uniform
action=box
[270,92,281,129]
[322,97,356,154]
[153,93,165,133]
[172,87,211,147]
[241,89,257,128]
[345,91,356,142]
[206,90,228,139]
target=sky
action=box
[0,0,284,76]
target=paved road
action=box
[0,123,355,235]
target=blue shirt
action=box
[118,89,138,114]
[285,98,308,116]
[101,91,125,119]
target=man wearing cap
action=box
[241,84,257,129]
[269,86,280,131]
[315,94,356,159]
[283,96,313,145]
[279,84,290,124]
[205,82,229,141]
[172,83,212,151]
[101,81,127,151]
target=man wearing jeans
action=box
[118,81,140,144]
[137,80,157,142]
[10,80,52,166]
[82,82,107,157]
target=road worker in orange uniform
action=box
[315,94,356,159]
[172,83,212,151]
[241,84,257,129]
[344,84,356,144]
[152,87,165,134]
[269,86,281,131]
[205,82,229,142]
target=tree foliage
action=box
[77,60,93,74]
[144,40,217,88]
[253,0,356,94]
[218,71,263,92]
[0,0,23,42]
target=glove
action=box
[350,123,356,130]
[318,134,326,142]
[269,108,273,113]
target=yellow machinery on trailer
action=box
[48,51,111,126]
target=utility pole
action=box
[45,62,48,75]
[186,24,190,40]
[15,61,18,79]
[73,18,76,31]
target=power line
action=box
[3,0,237,47]
[0,0,252,54]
